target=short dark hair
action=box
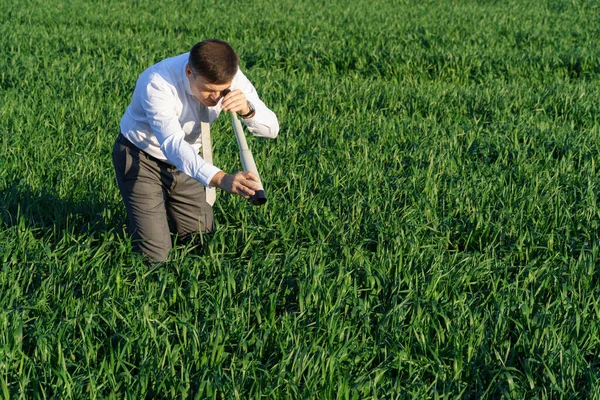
[188,39,239,84]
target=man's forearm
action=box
[161,133,221,187]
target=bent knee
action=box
[134,238,172,263]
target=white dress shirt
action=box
[120,53,279,187]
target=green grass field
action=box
[1,0,600,397]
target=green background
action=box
[1,0,599,397]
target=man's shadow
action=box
[0,179,121,241]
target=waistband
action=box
[117,133,176,169]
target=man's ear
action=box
[185,64,192,78]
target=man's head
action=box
[186,39,239,106]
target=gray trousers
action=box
[112,134,214,262]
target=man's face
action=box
[186,64,231,107]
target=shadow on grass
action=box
[0,179,122,239]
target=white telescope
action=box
[229,110,267,206]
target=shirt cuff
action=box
[200,164,222,188]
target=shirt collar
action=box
[181,60,194,96]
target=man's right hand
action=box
[210,171,261,199]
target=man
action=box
[112,39,279,262]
